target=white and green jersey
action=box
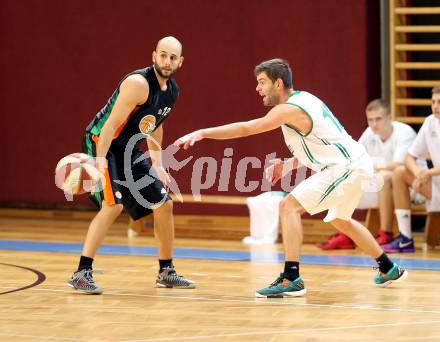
[281,91,369,172]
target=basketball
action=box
[54,153,101,195]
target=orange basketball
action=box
[54,153,101,195]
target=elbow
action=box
[102,121,118,135]
[100,125,118,142]
[241,126,252,137]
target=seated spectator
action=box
[318,99,425,250]
[382,86,440,253]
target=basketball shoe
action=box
[255,273,307,297]
[316,233,355,250]
[382,234,415,253]
[156,266,196,289]
[375,229,394,245]
[374,263,408,287]
[67,268,103,294]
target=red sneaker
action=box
[375,229,393,246]
[316,233,338,249]
[316,233,355,250]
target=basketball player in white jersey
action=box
[174,59,407,297]
[318,99,425,250]
[384,86,440,253]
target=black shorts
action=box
[82,133,171,220]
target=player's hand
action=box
[152,164,171,189]
[173,130,205,150]
[374,163,387,172]
[416,169,431,185]
[412,178,422,193]
[265,159,285,186]
[92,157,108,193]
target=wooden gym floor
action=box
[1,213,440,341]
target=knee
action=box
[113,204,124,215]
[412,182,422,193]
[154,199,173,214]
[103,201,123,215]
[330,218,352,233]
[379,170,393,184]
[279,197,303,217]
[164,199,173,211]
[392,165,407,183]
[378,170,393,190]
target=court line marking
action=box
[123,320,440,341]
[2,239,440,270]
[2,286,440,315]
[0,263,46,295]
[107,292,440,314]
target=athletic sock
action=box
[395,209,412,239]
[284,261,300,281]
[375,253,394,274]
[78,256,94,271]
[159,259,173,272]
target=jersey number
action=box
[322,103,344,132]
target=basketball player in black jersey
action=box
[68,36,195,294]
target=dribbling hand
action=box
[93,157,108,193]
[265,159,284,186]
[153,164,171,190]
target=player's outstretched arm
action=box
[173,104,294,150]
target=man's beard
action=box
[154,62,175,78]
[265,91,280,106]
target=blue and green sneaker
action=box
[374,263,408,287]
[255,273,307,298]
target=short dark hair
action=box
[254,58,293,89]
[432,85,440,94]
[366,98,390,114]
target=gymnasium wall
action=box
[0,0,381,215]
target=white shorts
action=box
[357,191,379,209]
[292,166,372,222]
[426,175,440,212]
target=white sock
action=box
[395,209,412,239]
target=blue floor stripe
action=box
[1,239,439,270]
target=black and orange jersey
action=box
[85,66,179,147]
